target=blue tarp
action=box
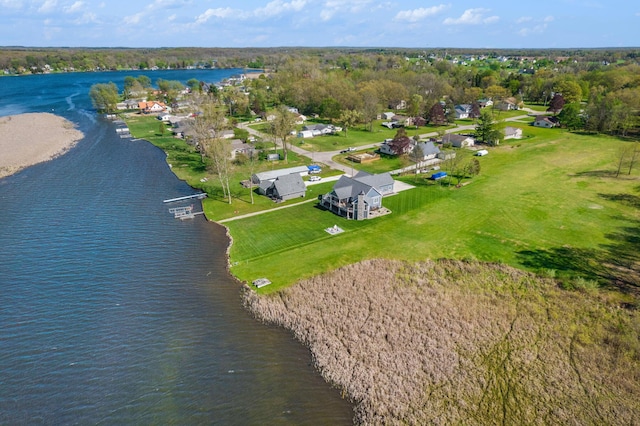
[307,164,321,172]
[430,171,447,180]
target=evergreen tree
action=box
[475,110,502,146]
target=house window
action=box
[372,196,380,205]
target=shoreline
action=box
[0,113,84,179]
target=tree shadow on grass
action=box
[517,217,640,296]
[570,170,615,178]
[599,193,640,209]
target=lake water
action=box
[0,70,353,424]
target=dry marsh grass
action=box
[244,259,640,425]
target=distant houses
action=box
[533,116,559,128]
[138,101,168,114]
[454,104,472,119]
[442,133,475,148]
[319,171,395,220]
[504,126,523,139]
[298,123,340,138]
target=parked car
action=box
[340,147,356,153]
[309,176,321,182]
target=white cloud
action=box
[73,12,97,25]
[123,12,143,25]
[516,16,532,24]
[394,4,449,23]
[192,1,307,26]
[443,8,498,25]
[544,15,554,22]
[64,1,83,13]
[37,0,57,13]
[194,7,236,25]
[254,0,307,18]
[321,0,372,21]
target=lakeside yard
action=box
[227,128,639,293]
[127,114,639,294]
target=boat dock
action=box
[163,193,208,203]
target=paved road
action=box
[237,110,539,176]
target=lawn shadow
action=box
[571,170,615,178]
[517,218,640,296]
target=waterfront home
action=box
[319,171,395,220]
[138,101,168,114]
[252,165,309,186]
[263,173,307,202]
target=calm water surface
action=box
[0,70,353,424]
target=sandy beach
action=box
[0,112,84,179]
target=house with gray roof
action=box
[264,173,307,201]
[442,133,475,148]
[319,171,394,220]
[252,165,309,186]
[414,141,441,161]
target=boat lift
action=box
[168,204,204,220]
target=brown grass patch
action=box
[244,259,640,425]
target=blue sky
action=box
[1,0,638,48]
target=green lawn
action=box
[295,120,453,152]
[227,128,640,292]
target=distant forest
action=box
[1,46,639,74]
[10,46,640,137]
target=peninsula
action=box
[0,113,84,179]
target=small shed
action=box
[298,130,314,138]
[476,149,489,156]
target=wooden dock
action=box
[163,193,208,203]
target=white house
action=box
[495,98,518,111]
[413,141,441,161]
[454,104,472,119]
[298,130,314,139]
[442,133,475,148]
[504,126,523,139]
[533,116,559,128]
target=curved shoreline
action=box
[0,113,84,179]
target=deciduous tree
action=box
[270,105,297,162]
[338,109,362,137]
[427,102,447,125]
[547,93,566,114]
[89,82,119,113]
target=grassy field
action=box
[289,119,453,152]
[227,127,640,293]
